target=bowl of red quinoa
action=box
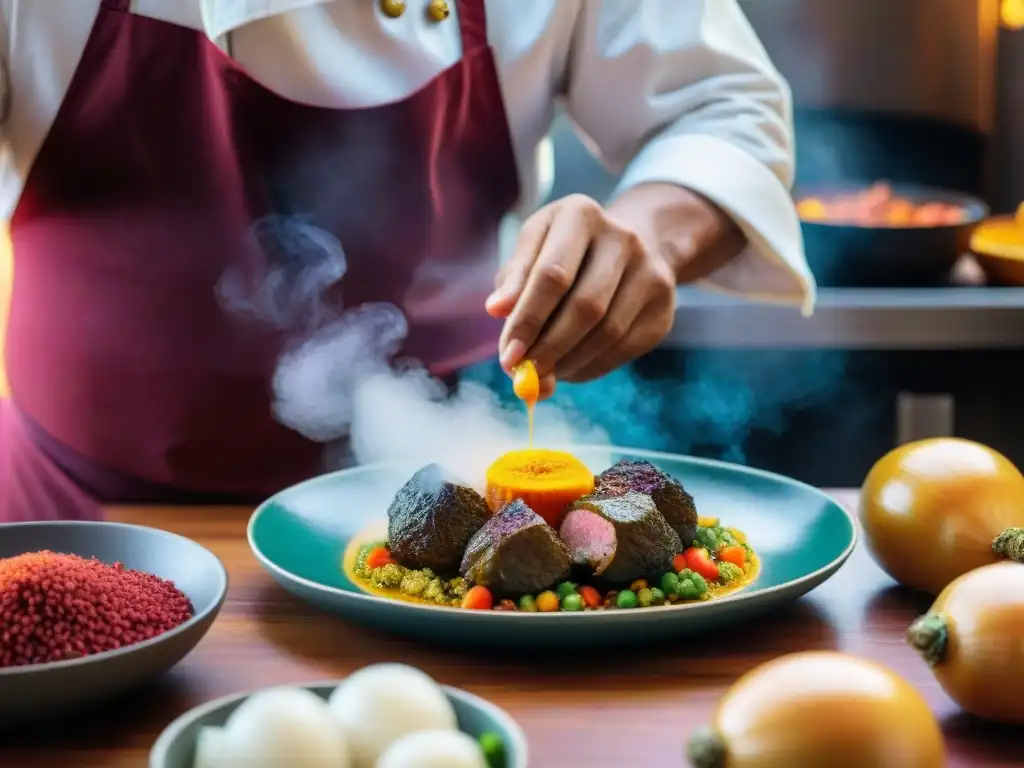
[0,521,227,724]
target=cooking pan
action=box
[796,183,988,288]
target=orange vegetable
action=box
[365,546,395,570]
[512,360,540,404]
[796,182,968,229]
[907,561,1024,724]
[485,448,595,527]
[535,590,560,612]
[671,553,688,573]
[686,652,945,768]
[683,547,719,581]
[579,585,602,609]
[860,438,1024,595]
[718,546,746,568]
[461,585,494,611]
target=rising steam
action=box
[219,215,606,488]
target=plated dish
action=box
[797,181,969,228]
[343,452,759,614]
[248,445,856,649]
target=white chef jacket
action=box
[0,0,815,315]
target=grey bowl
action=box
[0,521,228,724]
[150,681,529,768]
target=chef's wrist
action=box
[606,182,747,285]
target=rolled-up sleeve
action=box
[563,0,815,316]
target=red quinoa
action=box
[0,551,194,668]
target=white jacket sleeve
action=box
[563,0,815,315]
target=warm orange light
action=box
[1002,0,1024,30]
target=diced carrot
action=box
[365,546,395,569]
[683,547,720,581]
[462,585,494,611]
[672,553,688,573]
[536,591,560,613]
[718,545,747,568]
[579,585,602,609]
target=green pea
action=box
[517,595,537,612]
[660,572,680,596]
[637,588,656,607]
[690,572,709,595]
[649,587,666,605]
[616,589,639,609]
[677,577,700,601]
[695,527,718,551]
[479,731,507,768]
[561,593,584,612]
[556,581,578,599]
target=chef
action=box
[0,0,814,522]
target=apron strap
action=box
[101,0,132,11]
[456,0,488,52]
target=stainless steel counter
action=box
[667,287,1024,349]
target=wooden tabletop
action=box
[1,490,1021,768]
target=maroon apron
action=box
[1,0,518,522]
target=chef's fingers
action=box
[497,197,598,371]
[522,228,629,377]
[485,206,555,319]
[557,260,675,382]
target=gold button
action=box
[427,0,450,21]
[380,0,406,18]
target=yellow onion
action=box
[859,438,1024,595]
[907,560,1024,724]
[685,652,945,768]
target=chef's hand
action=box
[486,185,744,397]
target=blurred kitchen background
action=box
[466,0,1024,486]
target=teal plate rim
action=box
[0,520,229,677]
[149,681,529,768]
[248,444,859,620]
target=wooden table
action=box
[1,490,1021,767]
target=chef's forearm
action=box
[606,182,747,285]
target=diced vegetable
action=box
[661,571,680,597]
[561,593,584,612]
[536,591,560,612]
[637,588,656,607]
[677,576,701,601]
[717,561,744,584]
[697,516,719,528]
[718,545,747,568]
[579,585,602,609]
[672,553,688,573]
[556,581,578,599]
[495,598,518,611]
[649,587,666,605]
[616,590,639,609]
[479,731,507,768]
[517,594,537,612]
[365,546,395,570]
[684,547,720,581]
[461,585,494,611]
[629,578,649,592]
[690,571,709,596]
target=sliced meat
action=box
[559,491,682,584]
[596,460,698,547]
[460,500,571,595]
[387,463,492,572]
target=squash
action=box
[485,449,594,527]
[686,652,945,768]
[859,437,1024,595]
[907,560,1024,724]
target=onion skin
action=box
[907,561,1024,724]
[685,651,945,768]
[859,438,1024,595]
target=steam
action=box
[223,215,846,484]
[220,215,606,488]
